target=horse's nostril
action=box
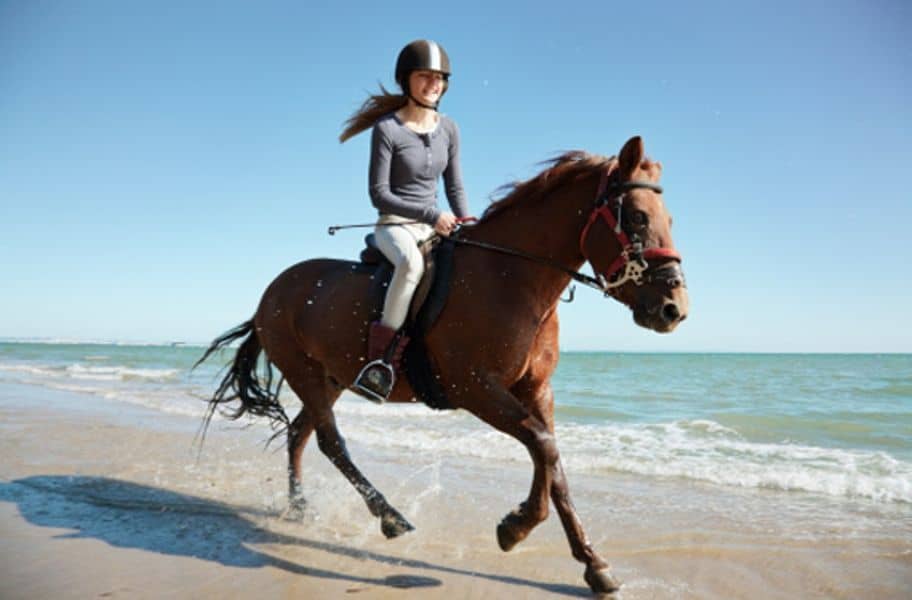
[663,303,680,322]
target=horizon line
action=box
[1,337,909,355]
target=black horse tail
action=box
[193,319,289,444]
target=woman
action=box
[339,39,470,403]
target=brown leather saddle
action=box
[359,233,443,326]
[358,233,455,409]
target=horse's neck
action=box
[468,177,599,311]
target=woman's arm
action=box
[442,120,469,218]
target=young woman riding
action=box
[339,39,471,402]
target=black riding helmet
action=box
[395,39,450,109]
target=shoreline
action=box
[1,383,910,599]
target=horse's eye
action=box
[629,211,648,227]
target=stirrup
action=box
[352,359,395,404]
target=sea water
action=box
[1,341,909,505]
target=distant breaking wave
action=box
[0,362,181,383]
[0,337,208,348]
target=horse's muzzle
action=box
[662,302,683,323]
[634,297,687,333]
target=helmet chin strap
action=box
[407,93,439,111]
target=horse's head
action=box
[580,136,688,333]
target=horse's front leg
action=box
[495,424,557,552]
[550,459,620,593]
[511,380,620,594]
[462,375,556,551]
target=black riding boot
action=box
[352,322,408,403]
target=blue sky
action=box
[2,1,910,351]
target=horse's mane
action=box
[482,151,617,221]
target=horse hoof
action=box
[381,511,415,539]
[584,565,621,595]
[496,511,528,552]
[283,496,309,521]
[283,506,306,522]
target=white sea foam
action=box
[554,421,912,504]
[0,361,181,383]
[331,399,912,504]
[65,364,181,382]
[0,363,67,378]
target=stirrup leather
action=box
[352,359,395,404]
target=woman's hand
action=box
[434,212,458,235]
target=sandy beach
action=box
[1,382,909,599]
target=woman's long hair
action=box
[339,85,407,143]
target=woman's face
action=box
[408,69,445,106]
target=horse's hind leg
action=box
[286,406,315,518]
[313,412,414,538]
[279,357,337,519]
[276,355,411,537]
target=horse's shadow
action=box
[0,475,590,597]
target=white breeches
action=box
[374,214,434,330]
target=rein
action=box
[450,170,683,296]
[448,231,608,293]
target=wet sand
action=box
[1,383,909,599]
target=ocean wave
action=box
[332,408,912,504]
[880,382,912,398]
[556,420,912,504]
[0,361,181,383]
[0,338,208,348]
[0,363,69,378]
[65,364,181,382]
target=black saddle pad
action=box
[403,238,454,410]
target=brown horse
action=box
[197,136,688,594]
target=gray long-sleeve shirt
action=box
[369,113,469,225]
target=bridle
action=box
[449,166,684,297]
[578,169,684,294]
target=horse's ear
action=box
[652,161,663,179]
[618,136,644,177]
